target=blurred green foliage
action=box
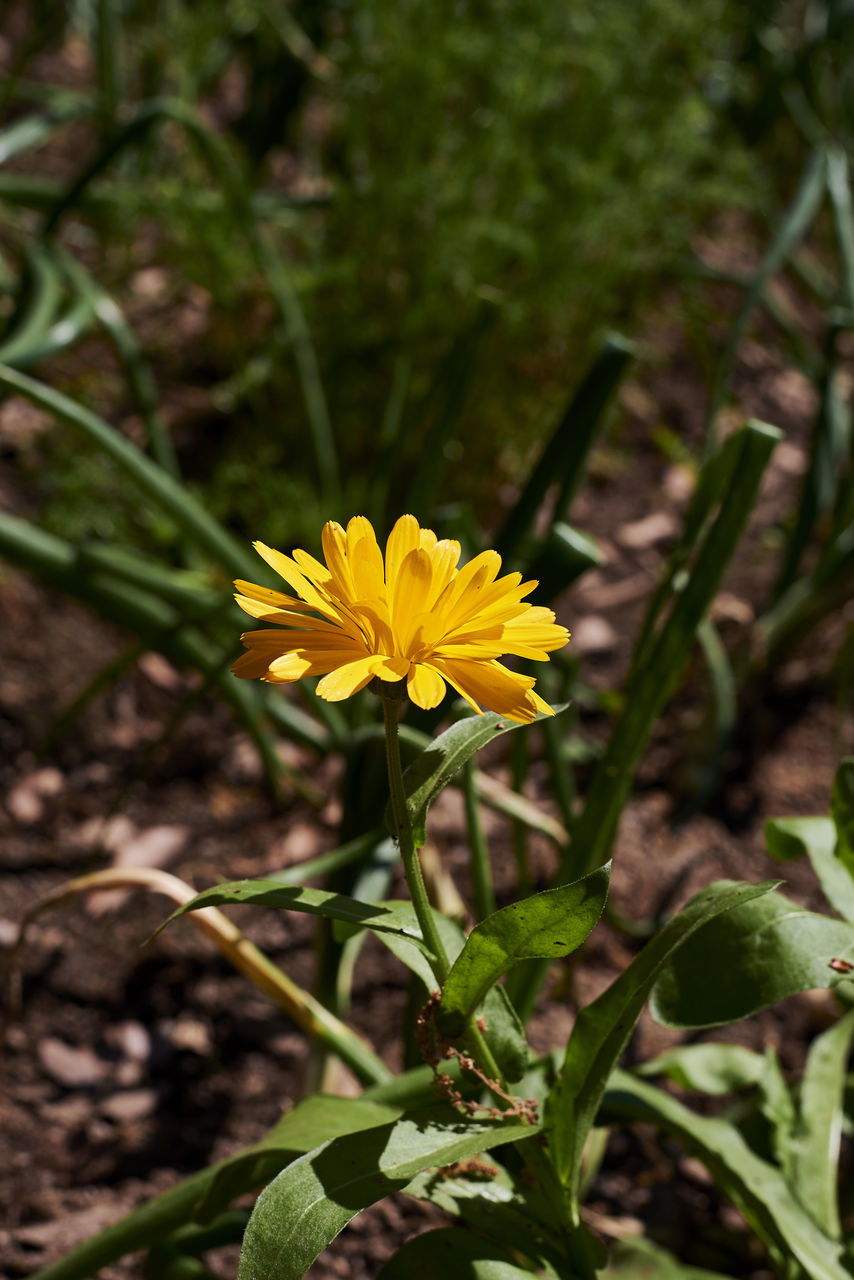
[1,0,761,545]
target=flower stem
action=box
[381,695,450,985]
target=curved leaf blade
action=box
[397,709,565,848]
[437,866,611,1036]
[650,885,854,1029]
[156,881,431,952]
[236,1106,539,1280]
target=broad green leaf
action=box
[156,881,432,954]
[549,879,777,1212]
[765,816,854,924]
[602,1070,852,1280]
[635,1043,765,1094]
[790,1009,854,1238]
[376,1227,547,1279]
[396,711,562,849]
[831,758,854,877]
[437,866,611,1036]
[603,1236,733,1279]
[650,885,854,1029]
[236,1105,539,1280]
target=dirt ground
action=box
[2,289,853,1280]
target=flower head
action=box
[232,515,569,723]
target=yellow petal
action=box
[432,657,537,722]
[350,532,386,600]
[234,578,314,613]
[316,653,406,701]
[321,521,355,600]
[292,548,334,588]
[407,663,446,710]
[252,542,340,621]
[392,548,433,650]
[385,514,421,594]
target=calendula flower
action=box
[232,515,569,723]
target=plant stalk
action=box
[381,694,450,985]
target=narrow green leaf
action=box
[650,885,854,1029]
[0,363,254,577]
[831,757,854,876]
[496,334,634,562]
[397,709,563,849]
[705,149,827,449]
[271,829,386,886]
[635,1043,765,1094]
[791,1010,854,1238]
[765,815,854,923]
[549,880,777,1210]
[156,881,432,953]
[524,522,604,604]
[236,1106,539,1280]
[0,243,63,364]
[437,866,610,1036]
[377,1228,542,1279]
[602,1070,852,1280]
[568,421,780,879]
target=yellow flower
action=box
[232,515,569,723]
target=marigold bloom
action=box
[232,515,569,723]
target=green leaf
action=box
[831,758,854,877]
[437,866,611,1036]
[765,815,854,924]
[635,1043,765,1094]
[376,1228,545,1279]
[650,885,854,1029]
[790,1010,854,1238]
[0,363,255,577]
[156,881,432,954]
[549,879,777,1213]
[602,1070,852,1280]
[397,711,561,849]
[236,1106,539,1280]
[567,420,780,880]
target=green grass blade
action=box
[569,421,780,879]
[496,334,634,564]
[827,147,854,313]
[0,362,254,576]
[705,149,827,453]
[94,0,122,126]
[0,242,63,363]
[57,248,180,479]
